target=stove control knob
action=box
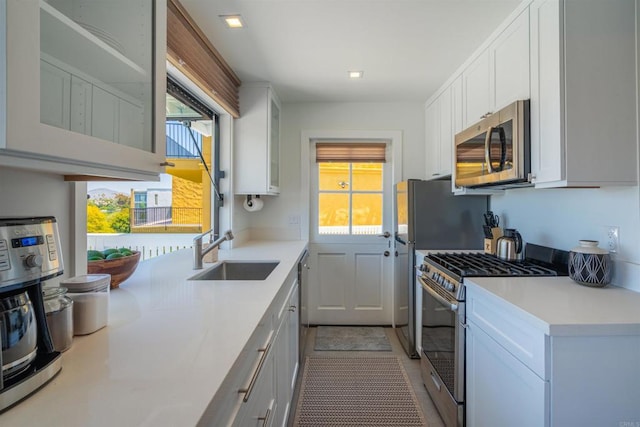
[24,254,43,268]
[445,281,455,292]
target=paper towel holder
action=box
[246,195,261,208]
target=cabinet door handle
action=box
[288,305,297,312]
[258,407,272,427]
[430,371,442,392]
[239,342,271,402]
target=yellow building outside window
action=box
[318,162,383,235]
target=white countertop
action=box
[0,240,307,427]
[466,276,640,336]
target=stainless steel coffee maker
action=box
[0,217,64,412]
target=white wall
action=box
[242,101,425,240]
[491,186,640,292]
[0,167,80,285]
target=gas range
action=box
[420,243,569,301]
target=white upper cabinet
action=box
[462,8,530,129]
[462,50,492,128]
[491,8,530,111]
[0,0,166,180]
[425,86,453,180]
[235,83,281,195]
[529,0,637,187]
[424,99,439,179]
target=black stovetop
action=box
[424,243,569,280]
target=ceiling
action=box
[180,0,523,103]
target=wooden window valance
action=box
[167,0,241,118]
[315,142,387,163]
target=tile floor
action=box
[289,326,445,427]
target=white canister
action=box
[61,274,110,335]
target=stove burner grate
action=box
[426,252,563,278]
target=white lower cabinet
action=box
[466,284,640,427]
[274,281,300,427]
[200,272,300,427]
[466,319,548,427]
[235,346,277,427]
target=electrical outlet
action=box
[288,214,300,225]
[606,226,619,253]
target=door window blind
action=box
[315,143,387,163]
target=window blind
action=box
[315,143,387,163]
[167,0,241,118]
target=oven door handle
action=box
[419,276,458,312]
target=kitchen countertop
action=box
[0,240,308,427]
[466,276,640,336]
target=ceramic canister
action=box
[568,240,612,287]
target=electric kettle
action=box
[496,228,523,261]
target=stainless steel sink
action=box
[189,261,280,281]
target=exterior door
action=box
[307,141,395,325]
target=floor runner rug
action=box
[314,326,392,351]
[293,356,426,426]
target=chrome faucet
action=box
[193,229,234,269]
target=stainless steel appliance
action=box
[455,100,530,189]
[393,179,487,358]
[418,244,568,426]
[0,217,64,412]
[496,228,523,261]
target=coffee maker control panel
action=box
[0,217,64,289]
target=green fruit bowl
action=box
[87,250,141,289]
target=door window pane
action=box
[351,163,382,191]
[319,193,349,234]
[319,163,350,191]
[352,194,383,234]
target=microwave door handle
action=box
[498,126,507,171]
[484,126,494,173]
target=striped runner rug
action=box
[293,356,427,426]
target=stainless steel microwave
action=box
[454,100,530,188]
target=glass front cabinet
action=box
[0,0,166,179]
[235,83,281,195]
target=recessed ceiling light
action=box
[220,15,244,29]
[348,70,364,79]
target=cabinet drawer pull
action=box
[258,407,272,427]
[288,305,297,312]
[430,371,442,392]
[239,342,271,402]
[160,161,175,167]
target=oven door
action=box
[419,274,465,403]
